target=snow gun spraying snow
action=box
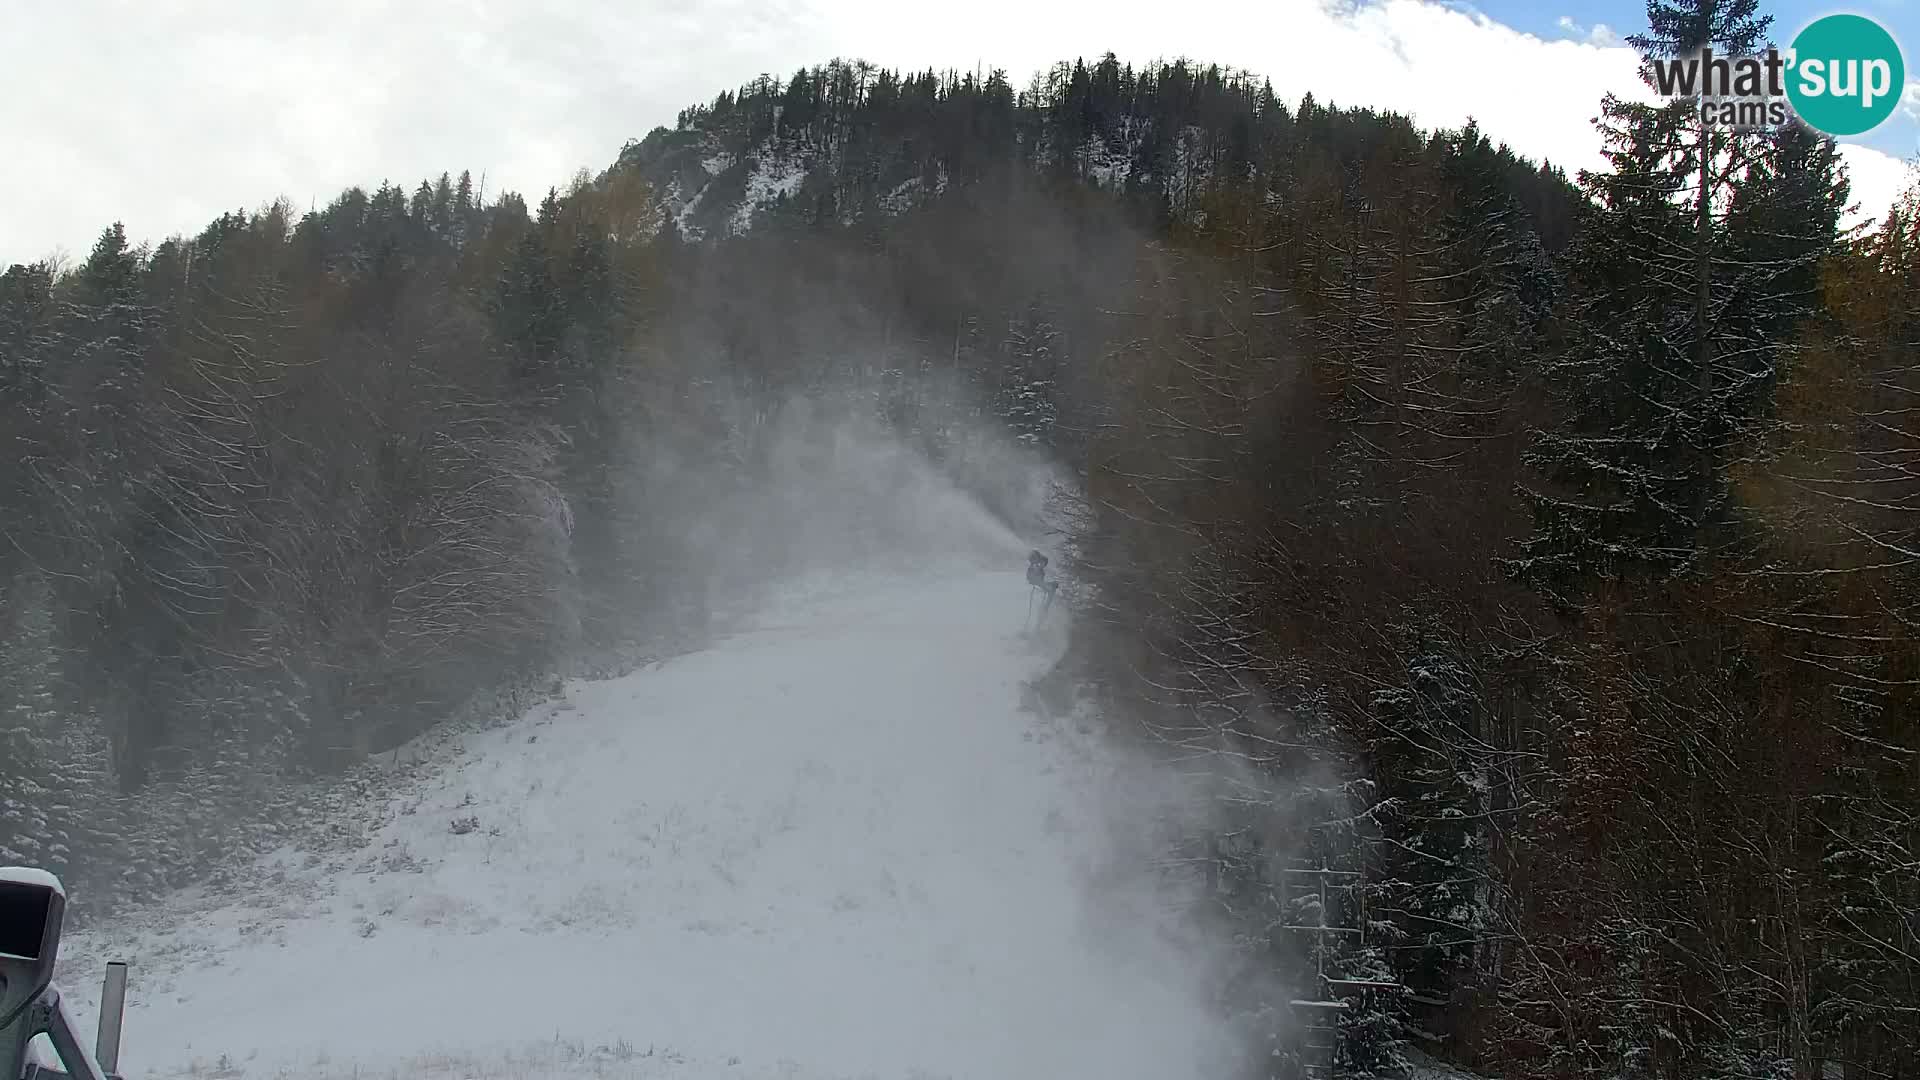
[0,868,128,1080]
[1024,550,1059,633]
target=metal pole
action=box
[44,988,107,1080]
[5,986,108,1080]
[1318,866,1329,981]
[2,1007,32,1080]
[1319,863,1332,1077]
[1356,867,1366,951]
[94,964,126,1075]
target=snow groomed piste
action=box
[44,565,1241,1080]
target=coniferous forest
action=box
[3,0,1917,1076]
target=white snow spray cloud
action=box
[629,372,1069,620]
[53,387,1256,1080]
[593,361,1269,1077]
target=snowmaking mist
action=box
[50,386,1253,1080]
[654,384,1062,618]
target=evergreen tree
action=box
[0,261,57,529]
[1517,94,1707,589]
[496,228,564,385]
[1366,651,1492,1018]
[1517,0,1838,594]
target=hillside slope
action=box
[54,564,1241,1080]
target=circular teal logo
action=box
[1786,14,1905,136]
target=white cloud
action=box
[826,0,1651,180]
[1838,143,1915,227]
[0,0,1904,264]
[1557,14,1623,47]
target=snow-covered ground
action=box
[53,564,1242,1080]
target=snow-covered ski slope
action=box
[57,565,1242,1080]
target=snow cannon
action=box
[0,868,125,1080]
[1026,550,1048,588]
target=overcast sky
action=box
[5,0,1915,266]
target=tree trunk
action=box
[1695,122,1715,529]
